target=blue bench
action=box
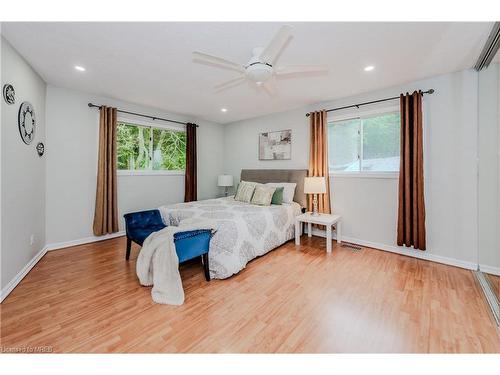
[123,209,212,281]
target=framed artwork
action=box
[259,129,292,160]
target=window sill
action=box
[118,170,185,176]
[329,172,399,179]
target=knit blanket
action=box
[136,218,217,305]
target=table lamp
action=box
[304,176,326,216]
[218,174,234,196]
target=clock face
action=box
[36,142,45,157]
[18,101,36,145]
[3,84,15,105]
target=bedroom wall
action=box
[223,69,479,268]
[45,85,225,246]
[1,38,47,292]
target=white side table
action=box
[295,213,342,253]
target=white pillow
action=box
[265,182,297,204]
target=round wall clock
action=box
[3,84,15,105]
[18,101,36,145]
[36,142,45,157]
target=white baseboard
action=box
[0,246,48,303]
[310,228,477,271]
[1,231,126,303]
[45,231,125,251]
[479,264,500,276]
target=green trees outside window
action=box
[328,111,400,172]
[117,121,186,171]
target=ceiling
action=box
[1,22,492,124]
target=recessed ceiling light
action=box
[364,65,375,72]
[221,108,228,113]
[74,65,86,72]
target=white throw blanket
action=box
[136,218,217,305]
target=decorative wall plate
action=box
[36,142,45,157]
[3,84,15,105]
[18,101,36,145]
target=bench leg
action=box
[126,238,132,260]
[202,253,210,282]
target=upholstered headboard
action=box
[240,169,308,208]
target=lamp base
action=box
[312,194,319,216]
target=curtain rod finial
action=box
[428,89,435,94]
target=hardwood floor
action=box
[1,236,499,353]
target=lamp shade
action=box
[217,174,234,187]
[304,177,326,194]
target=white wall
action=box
[45,85,224,245]
[478,62,500,273]
[224,69,479,267]
[1,38,46,289]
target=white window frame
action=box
[116,116,186,176]
[328,105,400,179]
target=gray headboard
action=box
[240,169,308,208]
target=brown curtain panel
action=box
[184,123,197,202]
[308,110,331,214]
[93,106,119,236]
[397,91,426,250]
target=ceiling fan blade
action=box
[260,25,293,65]
[193,51,245,73]
[261,82,276,97]
[276,65,329,76]
[214,76,246,93]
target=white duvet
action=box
[159,197,302,279]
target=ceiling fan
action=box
[192,25,328,95]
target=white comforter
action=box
[159,197,302,279]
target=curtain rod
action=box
[87,103,198,127]
[305,89,435,117]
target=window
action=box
[117,120,186,174]
[328,110,400,174]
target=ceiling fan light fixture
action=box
[245,63,274,84]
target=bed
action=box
[159,169,307,279]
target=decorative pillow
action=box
[251,185,276,206]
[266,182,297,204]
[271,186,284,205]
[234,181,258,203]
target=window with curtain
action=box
[116,120,186,174]
[328,110,400,174]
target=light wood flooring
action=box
[1,236,499,353]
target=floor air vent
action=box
[341,243,362,251]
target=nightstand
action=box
[294,213,342,253]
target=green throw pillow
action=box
[271,187,284,205]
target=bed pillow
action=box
[234,181,258,203]
[251,185,276,206]
[271,187,284,205]
[266,182,297,204]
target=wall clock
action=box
[36,142,45,157]
[18,101,36,145]
[3,84,15,104]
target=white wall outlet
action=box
[30,234,35,245]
